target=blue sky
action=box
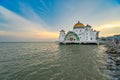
[0,0,120,41]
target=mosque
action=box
[59,21,99,44]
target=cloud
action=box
[54,0,120,37]
[0,6,59,41]
[19,2,47,26]
[95,21,120,37]
[1,0,120,41]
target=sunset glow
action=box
[0,0,120,41]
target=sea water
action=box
[0,42,110,80]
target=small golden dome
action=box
[73,21,84,29]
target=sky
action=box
[0,0,120,41]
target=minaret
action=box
[59,29,65,42]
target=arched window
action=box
[86,36,88,40]
[91,38,92,40]
[64,31,80,41]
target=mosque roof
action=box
[86,24,91,27]
[60,29,65,32]
[73,21,85,29]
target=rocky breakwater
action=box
[104,44,120,79]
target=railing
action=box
[63,40,98,43]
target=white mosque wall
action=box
[59,31,65,42]
[59,22,99,44]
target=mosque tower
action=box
[59,29,65,42]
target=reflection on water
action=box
[0,42,109,80]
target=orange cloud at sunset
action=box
[0,30,59,40]
[95,21,120,37]
[0,6,59,41]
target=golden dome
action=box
[73,21,84,29]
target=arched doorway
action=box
[64,31,80,41]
